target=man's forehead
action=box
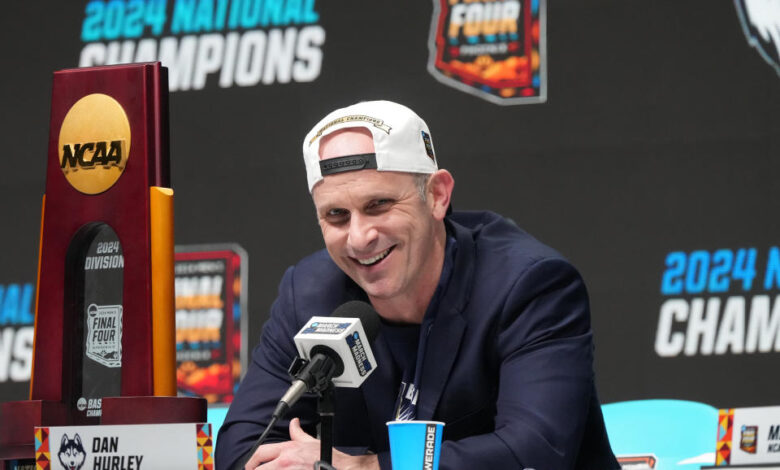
[318,127,375,160]
[312,168,416,201]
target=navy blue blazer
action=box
[216,211,618,470]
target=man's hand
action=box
[245,418,380,470]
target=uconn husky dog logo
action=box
[735,0,780,75]
[58,434,87,470]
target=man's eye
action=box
[367,199,393,211]
[325,209,349,222]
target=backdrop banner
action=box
[0,0,778,428]
[175,244,248,405]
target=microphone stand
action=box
[315,382,336,469]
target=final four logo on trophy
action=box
[58,93,131,195]
[86,303,123,368]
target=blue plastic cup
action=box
[386,420,445,470]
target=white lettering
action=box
[160,35,198,91]
[135,38,158,62]
[655,299,688,357]
[235,30,266,86]
[77,26,325,91]
[175,275,223,297]
[293,25,325,82]
[656,295,780,357]
[263,28,297,84]
[746,295,780,352]
[685,298,717,356]
[9,327,33,381]
[0,327,34,382]
[0,329,14,381]
[192,33,224,89]
[104,41,122,65]
[714,296,745,354]
[175,308,224,330]
[219,32,241,87]
[79,43,106,67]
[84,255,124,270]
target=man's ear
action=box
[428,169,454,221]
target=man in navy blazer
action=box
[215,101,618,470]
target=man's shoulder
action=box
[288,248,347,288]
[294,248,340,275]
[281,249,360,315]
[449,210,568,268]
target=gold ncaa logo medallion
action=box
[58,93,131,195]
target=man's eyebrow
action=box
[315,201,344,214]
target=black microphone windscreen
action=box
[331,300,380,343]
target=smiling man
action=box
[313,128,451,325]
[215,101,618,470]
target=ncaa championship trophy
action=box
[0,63,206,468]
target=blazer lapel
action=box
[358,216,478,437]
[359,334,398,450]
[415,217,476,420]
[415,312,467,420]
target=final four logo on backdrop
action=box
[740,425,758,454]
[427,0,546,105]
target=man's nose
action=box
[347,213,378,251]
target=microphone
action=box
[238,301,380,470]
[272,301,380,420]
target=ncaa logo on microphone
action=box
[346,331,372,376]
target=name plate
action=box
[717,406,780,466]
[34,423,212,470]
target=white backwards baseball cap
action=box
[302,100,438,192]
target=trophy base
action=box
[0,396,206,466]
[0,400,68,461]
[101,396,207,424]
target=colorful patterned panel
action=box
[197,423,214,470]
[34,427,51,470]
[716,409,734,466]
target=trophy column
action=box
[64,223,124,423]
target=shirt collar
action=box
[421,231,458,324]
